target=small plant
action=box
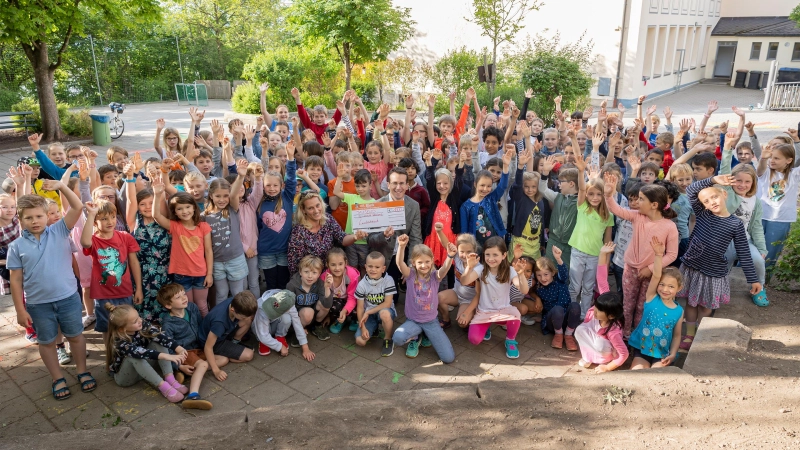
[603,385,633,405]
[771,216,800,292]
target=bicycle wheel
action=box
[110,116,124,140]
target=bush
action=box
[772,216,800,292]
[231,82,261,115]
[349,80,376,110]
[62,109,92,136]
[11,97,92,136]
[0,88,21,111]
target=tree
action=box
[791,4,800,25]
[466,0,542,98]
[0,0,161,140]
[421,46,481,96]
[287,0,415,90]
[520,52,593,121]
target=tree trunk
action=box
[344,43,352,91]
[23,41,64,141]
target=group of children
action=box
[5,87,798,408]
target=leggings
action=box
[468,320,520,345]
[263,265,290,291]
[545,303,582,333]
[621,264,650,337]
[574,323,614,365]
[245,255,261,298]
[113,342,172,387]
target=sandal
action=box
[678,335,694,351]
[77,372,97,393]
[52,378,71,401]
[751,289,769,307]
[439,318,452,329]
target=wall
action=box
[615,0,722,107]
[705,36,800,84]
[719,0,794,17]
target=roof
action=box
[712,17,800,37]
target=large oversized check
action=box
[351,200,406,233]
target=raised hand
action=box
[427,94,436,109]
[706,100,719,114]
[513,243,523,261]
[786,128,800,142]
[679,118,690,133]
[404,94,414,110]
[84,201,100,215]
[448,91,457,102]
[285,140,296,160]
[259,82,269,93]
[638,95,646,104]
[517,148,532,167]
[123,161,135,178]
[502,145,516,168]
[744,121,754,133]
[188,107,205,123]
[383,226,395,238]
[156,118,165,130]
[603,173,618,197]
[731,106,745,118]
[573,151,587,172]
[650,236,665,257]
[542,155,556,174]
[525,88,533,99]
[397,234,409,248]
[627,153,641,173]
[465,87,476,103]
[600,241,616,255]
[290,87,300,102]
[663,106,672,121]
[646,104,657,116]
[551,245,563,263]
[40,179,63,193]
[587,164,601,180]
[378,103,390,120]
[554,95,562,106]
[27,133,42,149]
[321,131,332,148]
[582,106,594,121]
[6,166,24,187]
[617,103,626,114]
[78,158,90,181]
[465,252,479,270]
[512,257,527,275]
[712,174,735,186]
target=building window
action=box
[793,43,800,61]
[750,42,762,60]
[766,42,779,60]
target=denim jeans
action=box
[762,220,792,270]
[392,318,455,363]
[724,240,766,285]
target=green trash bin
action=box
[90,114,111,146]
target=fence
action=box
[763,60,800,111]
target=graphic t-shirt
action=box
[286,272,327,307]
[404,268,443,323]
[168,221,212,277]
[733,195,756,240]
[354,274,397,314]
[202,206,243,263]
[83,231,140,299]
[758,167,800,222]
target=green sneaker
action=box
[348,320,359,332]
[505,339,520,359]
[483,329,492,341]
[330,321,344,334]
[420,335,432,348]
[406,339,420,358]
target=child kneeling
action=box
[392,236,455,362]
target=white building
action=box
[588,0,799,107]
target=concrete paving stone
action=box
[92,377,143,405]
[0,412,55,438]
[195,376,224,399]
[261,353,314,384]
[406,360,463,386]
[525,352,580,378]
[18,370,77,401]
[0,338,27,356]
[1,394,46,426]
[49,399,117,432]
[0,380,25,404]
[241,378,299,408]
[335,336,384,359]
[201,389,247,414]
[33,385,98,420]
[129,402,192,429]
[109,385,167,422]
[0,345,41,370]
[316,380,370,401]
[246,351,282,371]
[218,364,270,396]
[308,343,357,372]
[373,348,437,374]
[331,356,388,385]
[0,325,21,342]
[5,360,49,387]
[448,348,500,376]
[278,391,313,405]
[0,369,9,384]
[361,368,418,394]
[287,367,343,399]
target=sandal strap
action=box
[52,377,67,387]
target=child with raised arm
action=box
[568,152,614,318]
[629,237,683,370]
[603,172,679,338]
[757,143,800,279]
[152,178,213,316]
[333,169,374,273]
[534,246,580,351]
[460,148,513,246]
[81,199,143,340]
[458,236,528,359]
[677,175,762,351]
[574,242,628,372]
[538,155,579,268]
[392,235,456,362]
[9,183,96,401]
[291,87,343,144]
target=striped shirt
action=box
[681,177,758,283]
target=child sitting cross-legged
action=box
[392,235,456,362]
[158,283,214,410]
[535,245,581,351]
[253,289,315,361]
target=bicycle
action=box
[108,102,125,139]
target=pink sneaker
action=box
[164,374,189,395]
[158,381,184,403]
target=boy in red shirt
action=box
[81,199,143,339]
[291,87,343,144]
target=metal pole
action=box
[176,36,185,84]
[89,35,103,105]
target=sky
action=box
[391,0,612,61]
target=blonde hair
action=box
[16,194,47,216]
[104,303,156,371]
[163,127,182,152]
[534,256,557,276]
[456,233,479,254]
[410,244,434,265]
[584,178,610,221]
[768,143,795,192]
[434,168,453,194]
[47,142,65,157]
[92,199,117,222]
[183,171,207,186]
[263,170,285,213]
[521,171,543,201]
[298,255,324,273]
[204,178,232,217]
[669,163,692,180]
[731,163,758,197]
[294,191,327,228]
